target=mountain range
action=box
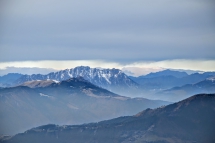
[1,67,215,101]
[1,93,214,143]
[129,70,215,101]
[130,70,215,90]
[0,77,169,135]
[140,69,188,78]
[157,76,215,101]
[0,73,23,87]
[0,67,215,142]
[11,66,139,96]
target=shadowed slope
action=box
[1,94,214,143]
[0,77,169,135]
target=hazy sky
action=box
[0,0,215,75]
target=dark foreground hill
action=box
[1,94,215,143]
[0,77,168,135]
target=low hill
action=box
[1,94,214,143]
[0,77,168,135]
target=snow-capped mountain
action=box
[14,66,139,96]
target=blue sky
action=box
[0,0,215,75]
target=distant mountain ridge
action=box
[141,69,188,78]
[0,73,23,87]
[0,77,169,135]
[130,70,215,90]
[2,93,214,143]
[13,66,139,96]
[128,70,215,101]
[1,68,215,100]
[158,76,215,101]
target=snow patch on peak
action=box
[207,77,215,82]
[101,73,111,84]
[39,93,51,98]
[52,80,60,83]
[15,66,139,96]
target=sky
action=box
[0,0,215,76]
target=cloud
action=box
[123,59,215,75]
[0,59,214,76]
[0,0,215,62]
[0,60,123,70]
[122,67,163,76]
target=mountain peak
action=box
[176,93,215,105]
[136,93,215,117]
[142,69,188,78]
[13,66,139,96]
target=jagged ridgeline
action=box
[12,66,140,96]
[1,67,215,101]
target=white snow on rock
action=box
[39,93,51,98]
[207,76,215,82]
[15,66,139,94]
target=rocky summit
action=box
[13,66,139,96]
